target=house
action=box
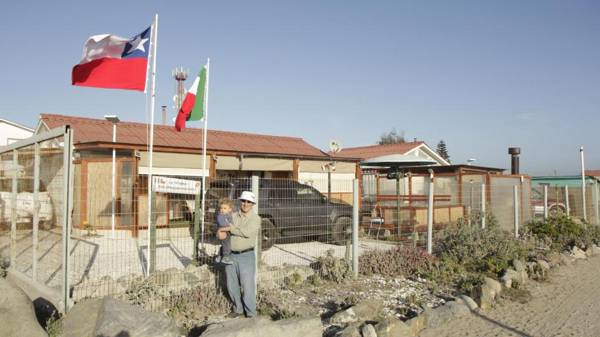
[35,114,360,233]
[0,118,34,147]
[333,141,531,234]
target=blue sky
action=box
[0,0,598,175]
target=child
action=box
[215,198,234,264]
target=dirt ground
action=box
[419,255,600,337]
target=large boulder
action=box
[476,277,501,310]
[423,301,470,329]
[501,268,528,288]
[571,246,587,260]
[62,297,179,337]
[329,299,384,324]
[0,278,47,337]
[201,316,322,337]
[374,318,412,337]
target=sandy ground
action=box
[419,256,600,337]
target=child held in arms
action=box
[215,198,234,264]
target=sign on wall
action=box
[152,176,200,195]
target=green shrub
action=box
[523,213,599,251]
[166,286,230,331]
[311,250,352,283]
[430,224,527,285]
[359,246,435,277]
[257,288,298,320]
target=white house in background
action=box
[0,118,34,147]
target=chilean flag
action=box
[72,27,150,91]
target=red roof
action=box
[586,170,600,177]
[334,142,424,160]
[40,114,329,158]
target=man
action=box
[217,190,261,318]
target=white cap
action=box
[239,191,257,204]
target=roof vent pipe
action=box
[508,147,520,175]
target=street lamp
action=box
[104,115,120,238]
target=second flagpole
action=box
[200,58,210,252]
[147,13,159,275]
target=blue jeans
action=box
[225,250,256,316]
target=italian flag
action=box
[174,66,207,131]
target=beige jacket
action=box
[229,211,261,251]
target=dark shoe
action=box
[226,312,243,319]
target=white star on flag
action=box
[126,35,148,54]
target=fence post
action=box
[149,189,156,274]
[565,185,570,217]
[543,185,548,219]
[32,142,40,282]
[481,183,486,229]
[593,183,599,226]
[252,175,260,291]
[352,179,359,278]
[10,149,17,267]
[427,170,434,254]
[62,127,73,312]
[513,185,519,238]
[581,147,587,222]
[192,192,201,263]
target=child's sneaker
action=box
[221,255,234,265]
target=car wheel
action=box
[261,218,277,250]
[332,217,353,245]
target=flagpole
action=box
[200,58,210,251]
[147,13,159,275]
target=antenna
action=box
[329,140,342,153]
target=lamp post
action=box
[104,115,120,238]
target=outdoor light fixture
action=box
[104,115,120,123]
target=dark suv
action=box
[194,179,355,250]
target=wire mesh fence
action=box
[3,131,600,314]
[0,129,69,307]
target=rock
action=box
[456,295,478,311]
[500,268,527,288]
[329,299,383,324]
[592,244,600,255]
[62,297,179,337]
[513,259,526,272]
[547,252,562,267]
[0,278,47,337]
[537,260,550,272]
[405,314,426,336]
[330,307,357,324]
[374,317,412,337]
[423,301,470,329]
[572,246,587,260]
[585,246,594,257]
[202,316,323,337]
[352,299,384,320]
[560,253,573,266]
[334,323,361,337]
[477,277,501,310]
[361,324,378,337]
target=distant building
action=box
[0,118,34,147]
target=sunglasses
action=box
[240,200,254,204]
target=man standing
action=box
[217,191,261,318]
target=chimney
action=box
[161,106,167,125]
[508,147,520,175]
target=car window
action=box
[297,186,323,201]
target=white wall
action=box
[0,121,33,146]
